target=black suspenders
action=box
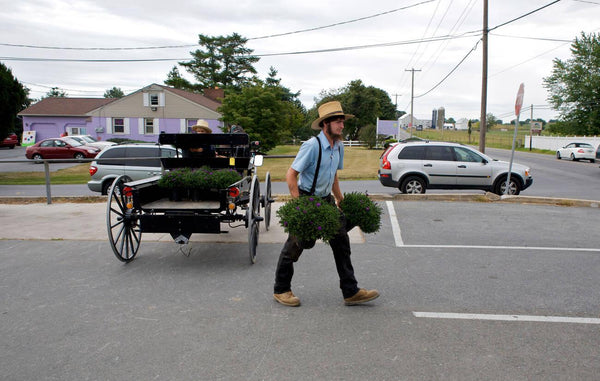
[309,136,322,196]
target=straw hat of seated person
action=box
[191,119,212,134]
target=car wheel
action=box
[101,179,115,195]
[590,159,595,163]
[494,176,521,196]
[570,153,578,161]
[74,153,85,159]
[400,176,426,194]
[556,151,561,159]
[32,153,43,163]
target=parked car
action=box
[87,143,179,194]
[556,142,596,162]
[68,134,116,150]
[378,141,533,195]
[25,137,101,161]
[1,133,18,149]
[596,144,600,167]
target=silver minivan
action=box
[87,143,179,194]
[378,141,533,195]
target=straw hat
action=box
[191,119,212,133]
[311,101,354,130]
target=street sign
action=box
[515,83,525,116]
[506,83,525,195]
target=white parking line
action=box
[386,201,404,246]
[413,311,600,324]
[398,244,600,252]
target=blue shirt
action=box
[292,131,344,198]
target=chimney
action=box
[204,88,225,103]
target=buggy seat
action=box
[158,133,252,174]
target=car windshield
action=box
[80,135,97,143]
[63,137,83,147]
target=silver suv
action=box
[378,141,533,195]
[87,144,178,194]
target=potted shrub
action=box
[277,196,341,244]
[339,192,382,233]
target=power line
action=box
[488,0,562,32]
[0,32,482,63]
[414,39,481,98]
[249,0,436,40]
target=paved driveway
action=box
[1,200,599,380]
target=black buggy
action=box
[105,132,274,264]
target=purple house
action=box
[18,84,224,144]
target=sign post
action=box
[505,83,524,195]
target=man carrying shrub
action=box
[273,101,380,307]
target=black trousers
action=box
[273,201,359,299]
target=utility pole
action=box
[405,68,421,137]
[479,0,488,153]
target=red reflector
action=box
[123,187,133,197]
[228,187,240,197]
[381,174,390,178]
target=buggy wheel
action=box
[247,175,261,264]
[106,175,141,262]
[263,171,273,230]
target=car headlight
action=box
[87,149,97,153]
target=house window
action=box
[68,127,86,135]
[144,118,154,134]
[150,94,159,106]
[113,118,125,134]
[187,119,197,133]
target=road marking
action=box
[386,201,404,246]
[397,244,600,252]
[413,312,600,324]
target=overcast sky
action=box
[2,0,598,122]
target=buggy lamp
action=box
[123,186,133,197]
[228,187,240,198]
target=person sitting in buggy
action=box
[187,119,218,158]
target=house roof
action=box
[19,97,116,116]
[156,84,221,111]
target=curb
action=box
[1,193,599,208]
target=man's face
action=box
[325,118,345,140]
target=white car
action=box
[556,142,596,162]
[69,135,116,150]
[378,141,533,195]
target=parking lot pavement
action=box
[1,200,599,380]
[0,202,365,244]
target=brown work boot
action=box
[344,288,380,306]
[273,291,301,307]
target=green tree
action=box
[164,66,196,91]
[543,32,600,135]
[103,87,125,98]
[178,33,259,91]
[219,79,305,151]
[43,87,67,98]
[358,124,377,149]
[486,113,498,130]
[0,62,29,138]
[312,80,397,140]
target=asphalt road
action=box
[1,201,599,380]
[2,145,600,201]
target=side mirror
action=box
[253,154,264,167]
